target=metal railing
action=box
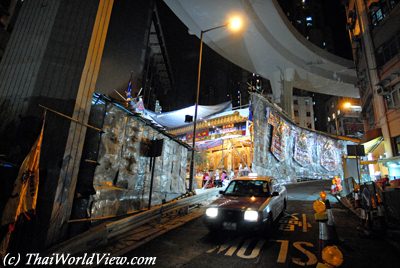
[47,188,220,255]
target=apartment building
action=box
[345,0,400,178]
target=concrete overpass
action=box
[164,0,359,114]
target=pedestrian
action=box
[229,169,235,180]
[242,165,250,176]
[221,170,227,187]
[382,174,390,189]
[202,172,209,187]
[214,169,221,188]
[203,172,213,189]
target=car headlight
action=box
[244,210,258,221]
[206,207,218,218]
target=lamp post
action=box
[188,17,243,191]
[333,113,339,136]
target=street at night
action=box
[1,0,400,267]
[125,180,400,267]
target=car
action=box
[203,174,287,233]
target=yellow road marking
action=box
[275,240,289,263]
[302,214,307,232]
[236,239,266,259]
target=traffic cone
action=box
[354,191,360,208]
[376,194,386,232]
[359,208,372,236]
[318,220,329,259]
[324,199,339,243]
[360,207,366,226]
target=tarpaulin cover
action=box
[91,106,188,218]
[145,101,232,129]
[251,93,352,184]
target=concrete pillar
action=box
[46,0,114,247]
[271,71,282,104]
[270,68,294,118]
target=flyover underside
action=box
[164,0,359,100]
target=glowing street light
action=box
[228,16,243,32]
[343,102,352,109]
[188,16,244,191]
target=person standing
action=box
[229,169,235,180]
[214,169,221,188]
[202,172,209,187]
[221,170,227,187]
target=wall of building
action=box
[345,0,400,160]
[95,0,154,94]
[293,95,315,129]
[251,93,351,183]
[0,0,106,249]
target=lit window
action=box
[328,117,331,122]
[332,113,336,119]
[337,110,341,115]
[306,16,312,21]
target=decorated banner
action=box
[268,110,279,127]
[293,130,313,166]
[186,129,209,141]
[270,118,290,161]
[319,137,339,171]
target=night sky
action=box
[321,0,353,60]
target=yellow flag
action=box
[1,121,44,226]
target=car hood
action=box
[210,195,270,211]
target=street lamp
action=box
[188,16,243,191]
[333,101,357,136]
[333,112,339,136]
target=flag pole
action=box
[39,104,103,133]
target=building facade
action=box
[278,0,352,59]
[0,0,176,249]
[345,0,400,178]
[326,97,364,137]
[293,95,315,129]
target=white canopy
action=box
[145,101,232,129]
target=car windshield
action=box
[224,180,270,197]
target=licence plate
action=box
[222,222,237,230]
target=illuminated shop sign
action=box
[186,129,209,140]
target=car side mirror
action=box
[219,190,225,195]
[272,191,279,197]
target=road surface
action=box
[124,180,399,267]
